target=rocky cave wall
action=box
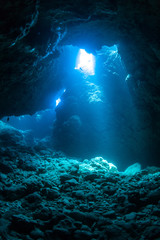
[1,0,160,117]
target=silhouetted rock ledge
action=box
[0,143,160,240]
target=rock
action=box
[25,192,41,204]
[81,225,91,232]
[144,167,160,174]
[44,188,60,200]
[103,175,119,183]
[52,227,70,239]
[74,230,93,240]
[72,190,85,199]
[45,227,71,239]
[124,163,141,175]
[18,158,37,171]
[87,193,97,201]
[33,206,53,221]
[128,191,141,204]
[62,198,74,209]
[124,203,137,213]
[117,195,126,203]
[60,174,76,183]
[103,186,117,195]
[84,173,99,181]
[0,144,160,240]
[147,188,160,203]
[117,221,134,230]
[125,212,136,221]
[2,185,27,201]
[11,215,36,234]
[105,225,125,237]
[98,217,113,226]
[139,180,157,190]
[0,122,26,147]
[23,178,43,194]
[0,162,13,174]
[152,208,160,217]
[103,210,116,218]
[0,218,10,239]
[30,228,45,239]
[82,157,118,174]
[66,210,86,222]
[143,226,160,239]
[70,164,79,174]
[0,173,7,183]
[66,178,79,186]
[67,211,97,226]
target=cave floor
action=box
[0,145,160,240]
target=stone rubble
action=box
[0,143,160,240]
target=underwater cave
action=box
[0,1,160,240]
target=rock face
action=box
[0,0,160,118]
[0,136,160,240]
[0,121,32,147]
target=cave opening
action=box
[2,44,139,171]
[53,44,139,171]
[2,41,159,171]
[56,98,61,107]
[75,49,95,76]
[1,42,159,170]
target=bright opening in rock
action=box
[56,98,61,107]
[55,89,66,107]
[75,49,95,76]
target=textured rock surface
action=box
[0,135,160,240]
[1,0,160,200]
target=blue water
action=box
[2,109,56,139]
[1,44,139,170]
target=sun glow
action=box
[56,98,61,107]
[75,49,95,76]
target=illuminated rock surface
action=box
[1,1,160,165]
[0,126,160,239]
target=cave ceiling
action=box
[0,0,160,117]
